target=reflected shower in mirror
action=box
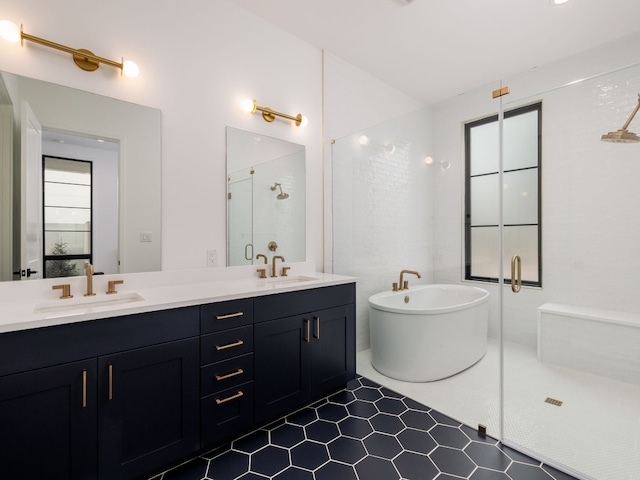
[0,71,161,281]
[226,127,305,266]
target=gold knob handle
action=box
[257,268,267,279]
[281,266,290,277]
[107,280,123,294]
[52,284,73,299]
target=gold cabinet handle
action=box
[215,368,244,381]
[215,390,244,405]
[314,316,320,339]
[511,255,522,293]
[215,340,244,351]
[216,312,244,320]
[82,369,87,408]
[108,364,113,400]
[304,319,310,342]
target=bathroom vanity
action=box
[0,269,355,480]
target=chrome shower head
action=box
[601,93,640,143]
[270,182,289,200]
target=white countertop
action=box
[0,263,356,333]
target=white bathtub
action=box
[369,284,490,382]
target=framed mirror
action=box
[226,127,305,267]
[0,71,161,281]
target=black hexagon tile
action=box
[152,375,579,480]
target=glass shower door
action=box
[500,58,640,480]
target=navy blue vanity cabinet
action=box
[200,298,256,446]
[98,337,200,480]
[0,358,98,480]
[254,284,356,423]
[0,306,200,480]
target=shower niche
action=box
[226,127,306,266]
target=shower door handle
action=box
[244,243,253,261]
[511,255,522,293]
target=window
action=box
[464,102,541,287]
[42,156,92,278]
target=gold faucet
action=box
[84,261,96,296]
[256,253,268,264]
[271,255,285,278]
[398,269,421,290]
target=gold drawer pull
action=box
[215,390,244,405]
[215,339,244,351]
[216,312,244,320]
[215,368,244,381]
[82,369,87,408]
[108,364,113,400]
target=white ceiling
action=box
[230,0,640,104]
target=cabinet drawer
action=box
[201,298,253,334]
[254,283,355,323]
[201,381,254,446]
[201,353,254,397]
[201,326,253,365]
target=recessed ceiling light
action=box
[551,0,571,5]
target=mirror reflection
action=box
[226,127,305,267]
[0,71,161,281]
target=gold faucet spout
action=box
[399,269,421,290]
[271,255,285,278]
[84,261,96,297]
[256,253,268,264]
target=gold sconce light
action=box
[240,99,308,127]
[601,93,640,143]
[0,20,139,78]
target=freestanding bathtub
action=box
[369,284,490,382]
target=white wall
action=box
[0,0,322,275]
[322,51,429,351]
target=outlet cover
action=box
[140,232,153,242]
[207,249,217,267]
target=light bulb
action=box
[122,60,139,78]
[358,135,370,146]
[0,20,20,43]
[240,98,256,113]
[424,156,434,165]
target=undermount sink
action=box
[263,275,319,286]
[35,292,145,316]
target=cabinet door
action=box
[0,359,97,480]
[98,338,199,480]
[254,315,311,423]
[310,305,356,398]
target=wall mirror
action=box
[226,127,305,267]
[0,71,161,281]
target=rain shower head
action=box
[270,182,289,200]
[601,93,640,143]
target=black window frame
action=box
[464,101,542,287]
[42,155,93,278]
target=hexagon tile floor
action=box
[150,376,578,480]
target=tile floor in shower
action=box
[357,338,640,480]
